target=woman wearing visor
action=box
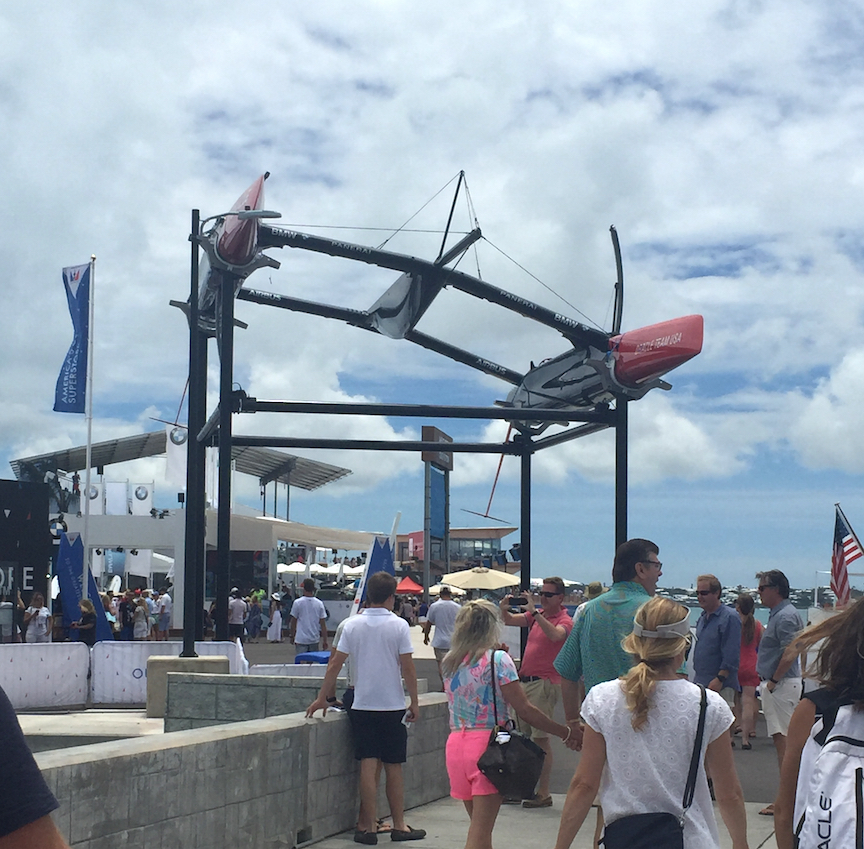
[554,597,749,849]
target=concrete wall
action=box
[164,673,349,731]
[164,672,429,731]
[36,692,450,849]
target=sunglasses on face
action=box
[758,584,776,592]
[696,590,716,596]
[538,591,562,598]
[640,560,663,569]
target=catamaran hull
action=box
[505,315,703,410]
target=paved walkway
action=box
[307,795,777,849]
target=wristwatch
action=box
[716,673,728,683]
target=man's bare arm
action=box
[0,815,70,849]
[399,653,420,720]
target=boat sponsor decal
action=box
[635,331,683,353]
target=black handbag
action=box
[599,685,708,849]
[476,650,546,799]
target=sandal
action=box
[377,820,393,834]
[741,742,752,750]
[759,805,774,816]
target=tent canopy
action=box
[396,576,424,594]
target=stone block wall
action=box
[36,693,450,849]
[164,673,349,731]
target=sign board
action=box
[421,426,453,472]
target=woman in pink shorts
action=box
[442,600,574,849]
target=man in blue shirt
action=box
[755,570,803,772]
[693,574,741,720]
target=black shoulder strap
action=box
[682,685,708,812]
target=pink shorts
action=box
[446,729,500,800]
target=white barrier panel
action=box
[91,640,248,704]
[0,643,91,709]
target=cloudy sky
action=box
[4,1,864,591]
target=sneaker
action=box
[390,826,426,841]
[523,794,553,809]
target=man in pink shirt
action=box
[500,576,573,808]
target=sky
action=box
[3,1,864,591]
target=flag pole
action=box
[82,255,96,594]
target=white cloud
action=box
[3,2,864,588]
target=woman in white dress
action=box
[133,598,150,640]
[554,597,749,849]
[267,595,283,642]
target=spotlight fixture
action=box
[130,549,139,556]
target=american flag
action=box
[832,505,861,608]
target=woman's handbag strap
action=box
[489,650,501,728]
[682,685,708,812]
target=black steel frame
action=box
[181,210,631,651]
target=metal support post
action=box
[182,210,206,657]
[214,272,237,641]
[615,397,628,549]
[517,431,532,658]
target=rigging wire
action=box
[480,236,605,332]
[462,177,484,280]
[174,378,189,426]
[376,172,463,251]
[277,225,469,234]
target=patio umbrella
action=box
[428,583,465,596]
[438,567,520,590]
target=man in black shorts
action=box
[0,684,70,847]
[307,572,426,845]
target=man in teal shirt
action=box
[553,539,662,849]
[554,538,663,746]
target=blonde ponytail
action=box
[619,597,690,730]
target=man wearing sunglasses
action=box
[754,569,803,815]
[693,573,741,718]
[499,576,573,809]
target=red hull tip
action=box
[216,174,267,268]
[611,314,703,386]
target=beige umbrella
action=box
[428,583,465,596]
[438,567,521,590]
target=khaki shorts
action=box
[718,686,736,708]
[761,676,802,737]
[514,678,560,740]
[434,647,449,662]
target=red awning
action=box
[396,576,424,594]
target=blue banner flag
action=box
[53,263,90,413]
[351,536,396,613]
[55,532,114,642]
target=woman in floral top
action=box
[442,600,575,849]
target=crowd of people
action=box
[300,539,861,849]
[8,541,862,849]
[12,586,174,644]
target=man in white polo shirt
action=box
[307,572,425,845]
